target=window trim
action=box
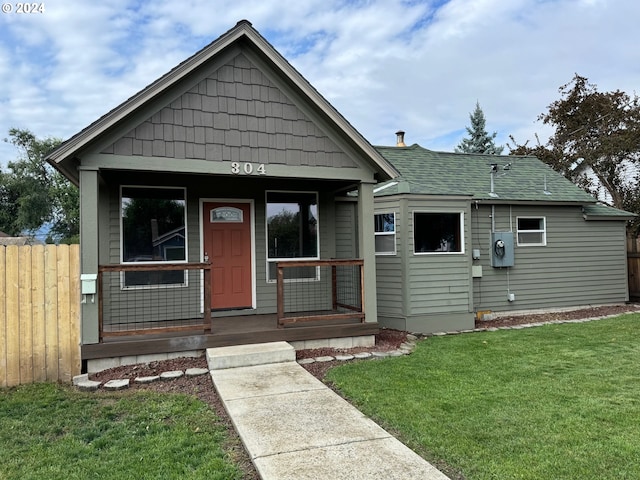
[374,211,397,256]
[412,211,465,255]
[516,216,547,246]
[119,185,188,290]
[265,190,320,283]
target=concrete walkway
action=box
[208,342,450,480]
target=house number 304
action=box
[231,162,266,175]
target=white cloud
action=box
[1,0,639,168]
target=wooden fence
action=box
[628,238,640,301]
[0,244,80,388]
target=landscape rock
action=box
[104,379,129,390]
[160,370,184,380]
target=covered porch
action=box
[86,258,373,361]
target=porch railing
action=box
[276,259,364,327]
[98,262,211,340]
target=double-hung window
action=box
[374,213,396,255]
[121,186,187,287]
[266,191,319,282]
[517,217,546,246]
[413,212,463,254]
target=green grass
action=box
[326,315,640,480]
[0,384,243,480]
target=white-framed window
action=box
[517,217,546,246]
[120,186,187,288]
[413,212,464,254]
[374,212,396,255]
[266,191,319,282]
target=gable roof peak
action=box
[45,20,397,182]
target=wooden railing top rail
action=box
[275,258,363,268]
[99,262,210,272]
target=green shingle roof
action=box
[582,204,635,219]
[374,144,597,203]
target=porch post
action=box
[357,182,378,323]
[79,168,100,344]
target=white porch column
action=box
[357,182,378,323]
[79,167,100,344]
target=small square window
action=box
[413,212,463,254]
[374,213,396,255]
[517,217,546,246]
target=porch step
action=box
[207,341,295,370]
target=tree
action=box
[509,74,640,236]
[455,101,504,154]
[1,128,79,243]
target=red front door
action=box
[203,202,252,310]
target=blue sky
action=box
[1,0,639,167]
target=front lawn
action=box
[0,384,243,480]
[326,315,640,479]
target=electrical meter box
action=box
[80,273,98,295]
[491,232,515,268]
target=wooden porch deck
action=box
[82,314,379,360]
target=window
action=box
[266,191,318,281]
[374,213,396,255]
[121,186,187,287]
[413,212,463,254]
[517,217,546,246]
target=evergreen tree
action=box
[455,102,504,154]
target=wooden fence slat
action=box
[68,245,81,380]
[18,246,34,384]
[5,246,21,387]
[31,245,46,382]
[0,247,6,388]
[44,245,59,381]
[56,244,72,383]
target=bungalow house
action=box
[46,20,632,370]
[372,137,634,333]
[46,20,398,370]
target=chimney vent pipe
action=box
[395,131,406,147]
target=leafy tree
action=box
[455,101,504,154]
[509,75,640,236]
[1,128,79,243]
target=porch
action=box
[82,313,378,360]
[86,259,375,361]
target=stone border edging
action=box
[75,367,210,391]
[295,334,419,364]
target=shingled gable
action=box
[46,20,397,184]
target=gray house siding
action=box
[374,197,405,329]
[471,204,629,312]
[374,196,475,332]
[101,53,358,171]
[335,200,358,259]
[404,197,474,331]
